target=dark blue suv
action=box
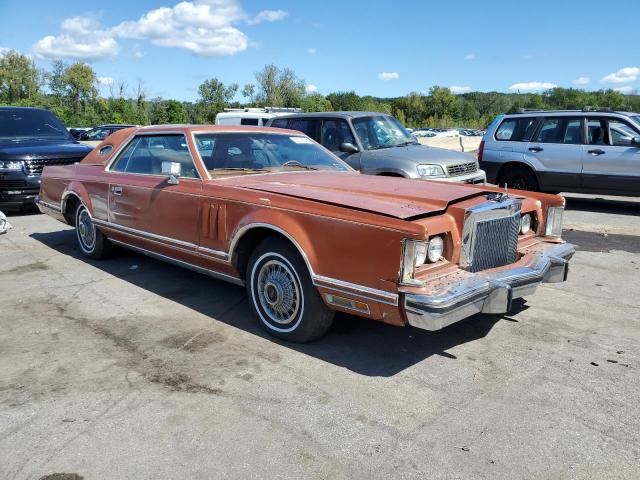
[0,107,93,211]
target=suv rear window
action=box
[495,117,537,141]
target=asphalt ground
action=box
[1,194,639,480]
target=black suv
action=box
[0,107,93,211]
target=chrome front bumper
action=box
[403,242,575,331]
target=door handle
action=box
[528,146,543,152]
[111,185,123,195]
[588,149,605,155]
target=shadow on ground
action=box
[564,194,640,217]
[30,229,524,377]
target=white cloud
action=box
[113,0,249,56]
[601,67,640,83]
[32,15,119,61]
[0,47,10,56]
[449,85,472,94]
[508,81,557,92]
[378,71,399,81]
[248,9,288,25]
[614,86,637,95]
[97,76,114,85]
[305,84,318,93]
[32,1,287,60]
[307,48,317,55]
[464,53,476,60]
[572,76,590,85]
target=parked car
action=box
[37,125,574,342]
[215,107,302,126]
[0,107,93,211]
[480,108,640,195]
[68,127,91,139]
[79,124,137,141]
[267,112,486,184]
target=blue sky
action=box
[1,0,638,101]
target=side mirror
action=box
[162,161,181,185]
[632,136,640,146]
[339,142,359,154]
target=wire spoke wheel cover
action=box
[76,206,96,252]
[251,253,304,332]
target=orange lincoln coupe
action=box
[36,125,574,342]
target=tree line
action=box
[1,49,639,129]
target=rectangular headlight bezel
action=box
[400,239,427,286]
[545,206,564,237]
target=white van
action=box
[215,107,302,126]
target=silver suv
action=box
[480,108,640,195]
[266,112,486,184]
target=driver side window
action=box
[321,119,354,152]
[110,134,199,178]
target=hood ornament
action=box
[486,192,510,202]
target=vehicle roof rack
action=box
[512,107,619,114]
[222,107,302,113]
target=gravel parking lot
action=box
[1,194,639,480]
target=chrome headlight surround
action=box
[417,164,445,177]
[545,206,564,237]
[400,239,428,285]
[520,213,532,235]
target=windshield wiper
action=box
[369,144,395,150]
[210,167,270,173]
[396,141,420,147]
[280,160,319,170]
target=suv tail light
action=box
[477,140,485,162]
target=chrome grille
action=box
[460,198,522,273]
[24,157,81,175]
[447,162,478,177]
[469,214,520,272]
[0,180,27,189]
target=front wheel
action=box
[246,237,334,343]
[74,203,111,259]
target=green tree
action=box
[196,78,238,123]
[0,50,42,103]
[325,91,363,111]
[254,64,305,107]
[299,93,332,112]
[62,62,97,116]
[150,99,187,124]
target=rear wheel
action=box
[499,166,539,191]
[246,237,334,343]
[74,203,110,259]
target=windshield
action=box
[193,132,352,177]
[351,115,416,150]
[0,109,70,140]
[633,116,640,127]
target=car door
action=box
[582,117,640,194]
[105,133,203,254]
[524,116,583,191]
[320,118,360,166]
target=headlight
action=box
[545,207,564,237]
[400,239,427,285]
[417,164,445,177]
[0,160,23,170]
[427,236,444,262]
[520,213,532,235]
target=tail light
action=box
[477,140,485,162]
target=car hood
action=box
[0,138,93,160]
[223,171,489,219]
[363,143,476,166]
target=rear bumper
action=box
[403,242,575,331]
